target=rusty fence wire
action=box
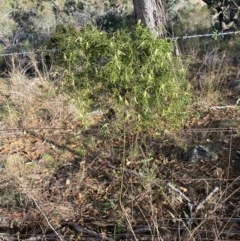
[0,125,239,240]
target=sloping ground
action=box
[0,76,240,240]
[175,0,206,11]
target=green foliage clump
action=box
[50,24,191,131]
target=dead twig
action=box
[106,163,145,178]
[30,195,63,241]
[167,183,192,203]
[195,186,219,212]
[167,183,220,239]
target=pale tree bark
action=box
[132,0,171,37]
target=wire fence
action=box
[170,30,240,40]
[0,31,240,241]
[0,123,239,240]
[0,48,56,57]
[0,30,240,57]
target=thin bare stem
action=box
[167,183,192,203]
[195,186,219,212]
[30,195,63,241]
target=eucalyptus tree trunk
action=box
[132,0,171,37]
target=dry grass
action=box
[0,38,240,241]
[0,1,239,239]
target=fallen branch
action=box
[167,183,192,203]
[210,98,240,109]
[106,163,145,178]
[195,186,219,212]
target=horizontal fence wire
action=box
[0,30,240,57]
[0,217,238,224]
[0,30,239,241]
[183,127,240,132]
[0,127,67,131]
[0,179,238,188]
[0,126,239,132]
[0,128,238,141]
[0,126,238,240]
[0,126,238,185]
[0,48,56,57]
[170,30,240,40]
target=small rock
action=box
[186,145,218,163]
[0,163,5,173]
[37,108,52,122]
[226,79,240,94]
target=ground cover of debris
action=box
[0,76,240,241]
